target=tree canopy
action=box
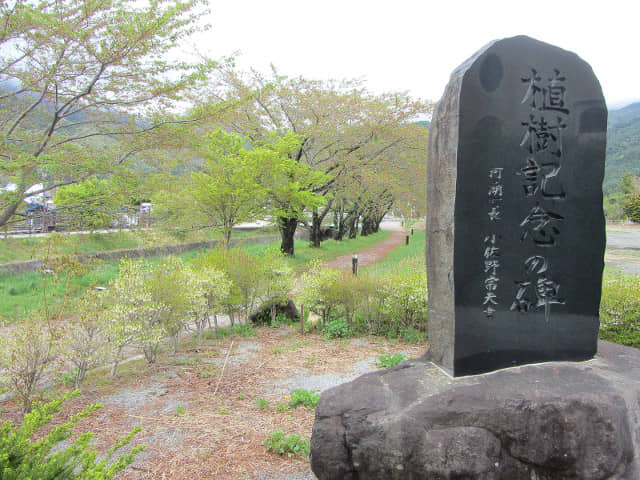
[0,0,216,228]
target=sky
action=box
[189,0,639,110]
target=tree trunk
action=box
[333,203,346,241]
[310,199,334,247]
[361,214,376,236]
[346,210,359,239]
[311,208,322,248]
[279,216,298,256]
[0,201,20,230]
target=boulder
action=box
[311,341,640,479]
[250,299,299,325]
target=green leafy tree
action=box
[0,0,215,228]
[107,259,165,368]
[187,264,230,343]
[624,192,640,223]
[207,68,432,249]
[62,289,113,389]
[187,130,266,248]
[54,177,118,230]
[257,133,328,255]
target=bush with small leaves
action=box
[0,390,143,479]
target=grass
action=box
[0,229,392,323]
[284,231,391,272]
[363,230,425,276]
[0,226,277,264]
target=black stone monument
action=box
[426,35,607,376]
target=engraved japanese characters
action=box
[426,36,607,376]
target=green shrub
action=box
[0,391,143,479]
[288,388,320,409]
[623,193,640,223]
[263,429,310,458]
[320,318,352,339]
[599,273,640,348]
[375,353,406,368]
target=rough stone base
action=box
[310,341,640,480]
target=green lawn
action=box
[0,230,390,322]
[362,230,425,276]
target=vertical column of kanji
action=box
[511,68,570,322]
[482,168,504,318]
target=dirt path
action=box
[324,225,408,272]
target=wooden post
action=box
[300,304,304,335]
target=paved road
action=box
[607,231,640,249]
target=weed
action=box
[290,340,310,350]
[232,324,256,338]
[320,318,352,339]
[399,326,428,344]
[215,327,231,339]
[198,368,218,378]
[56,368,79,387]
[375,353,407,368]
[237,393,248,400]
[305,353,316,366]
[288,388,320,409]
[255,398,269,409]
[275,402,291,412]
[176,405,185,417]
[263,429,310,458]
[271,344,284,354]
[218,407,230,414]
[202,330,216,340]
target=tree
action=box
[620,171,638,196]
[0,0,215,228]
[62,290,112,389]
[0,317,57,414]
[186,130,266,248]
[187,264,230,343]
[257,133,328,254]
[54,176,118,230]
[202,68,432,250]
[107,259,165,367]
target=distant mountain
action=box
[604,102,640,195]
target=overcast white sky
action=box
[191,0,638,110]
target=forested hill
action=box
[605,102,640,194]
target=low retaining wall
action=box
[0,234,280,275]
